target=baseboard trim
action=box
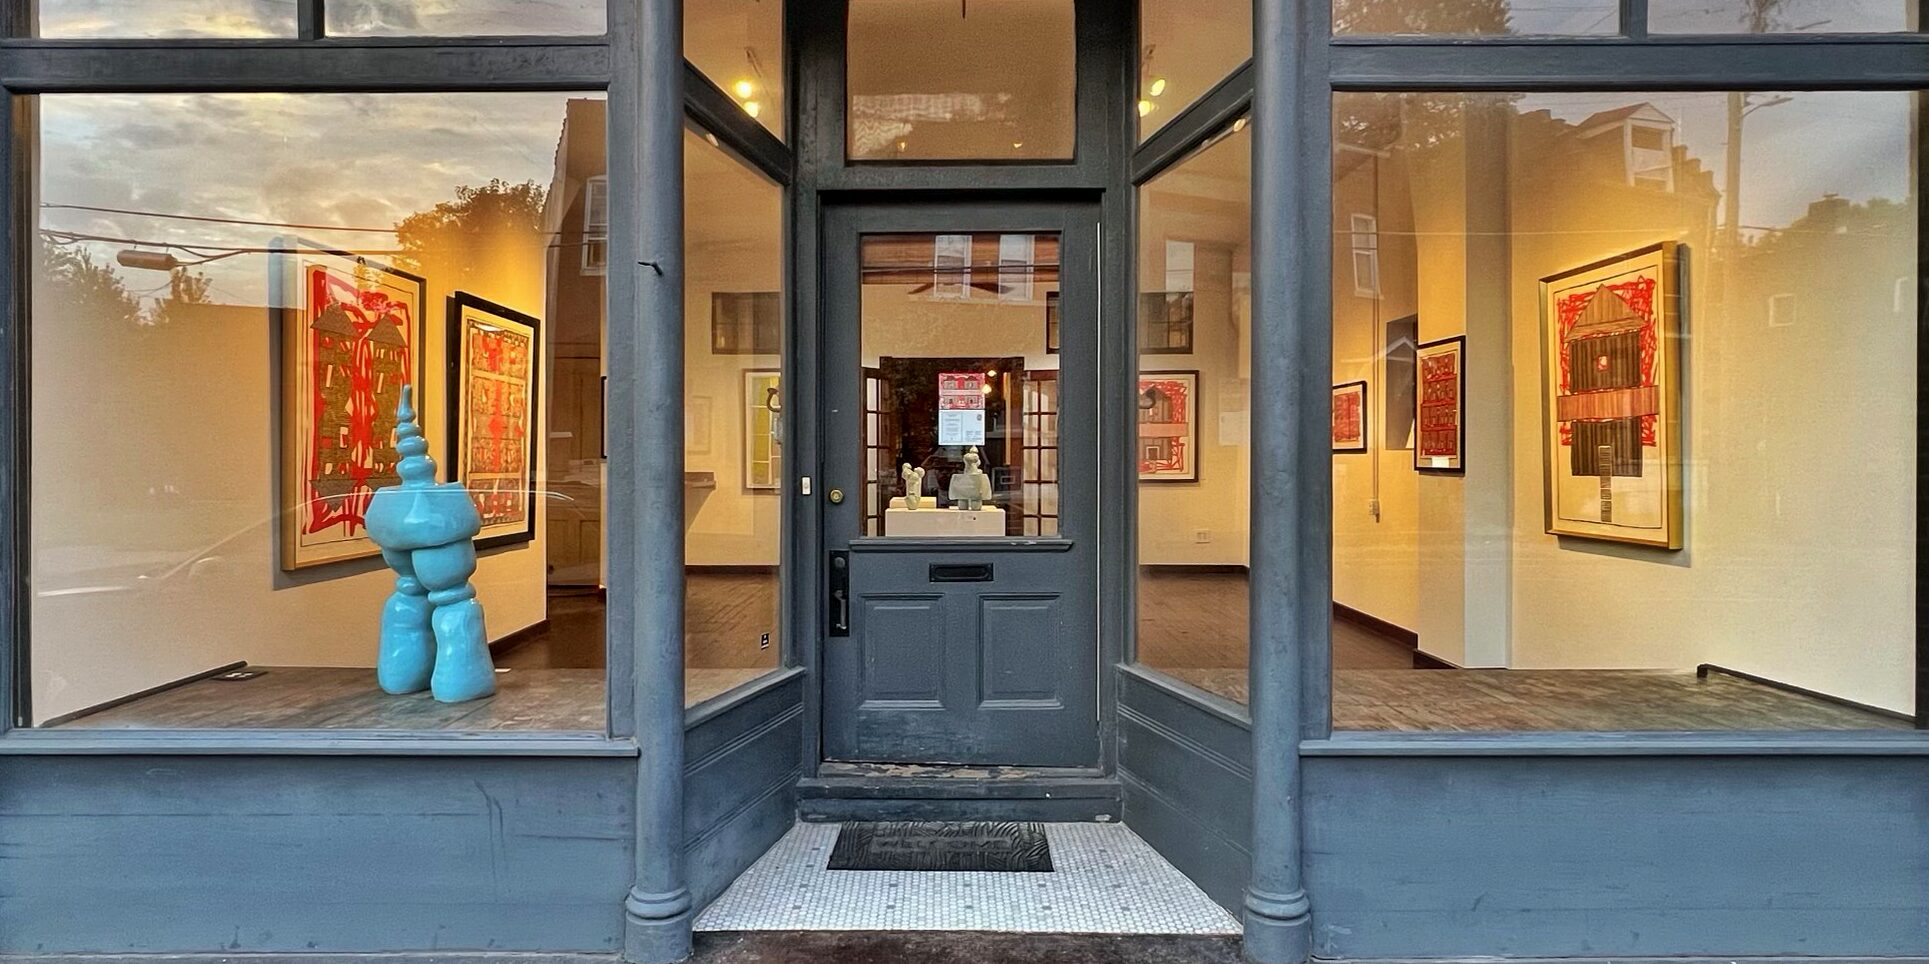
[1331,602,1457,670]
[39,660,249,727]
[1697,663,1912,723]
[489,619,552,658]
[1139,564,1248,575]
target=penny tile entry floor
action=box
[694,822,1242,935]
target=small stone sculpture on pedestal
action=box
[900,463,926,510]
[948,446,992,511]
[365,386,496,703]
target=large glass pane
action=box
[1332,0,1619,35]
[30,92,608,730]
[1651,0,1919,33]
[1138,0,1251,141]
[326,0,605,36]
[847,0,1076,161]
[685,126,787,705]
[1330,90,1919,731]
[688,0,787,141]
[1135,119,1252,704]
[856,233,1063,537]
[34,0,294,37]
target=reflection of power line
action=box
[42,202,400,234]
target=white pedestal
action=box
[884,506,1006,537]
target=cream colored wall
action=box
[685,238,783,567]
[1331,150,1422,633]
[30,265,550,723]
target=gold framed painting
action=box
[448,291,541,550]
[1539,241,1683,549]
[743,369,783,491]
[274,241,426,571]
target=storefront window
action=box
[28,92,608,730]
[1650,0,1919,33]
[1329,89,1919,731]
[326,0,605,37]
[684,126,787,705]
[33,0,295,37]
[687,0,787,140]
[1333,0,1619,35]
[1138,0,1251,141]
[846,0,1076,161]
[1135,118,1252,705]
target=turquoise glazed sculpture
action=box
[365,386,496,703]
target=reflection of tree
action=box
[1333,0,1510,34]
[40,245,140,329]
[1331,0,1517,153]
[394,178,548,294]
[145,268,213,328]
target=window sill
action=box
[0,727,636,756]
[1304,729,1929,757]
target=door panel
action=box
[821,201,1101,767]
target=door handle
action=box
[828,549,850,637]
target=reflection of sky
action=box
[1520,91,1916,231]
[36,0,604,37]
[39,92,600,307]
[1450,0,1911,33]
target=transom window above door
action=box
[846,0,1077,161]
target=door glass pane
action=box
[847,0,1076,161]
[688,0,787,140]
[326,0,605,36]
[859,233,1062,537]
[34,0,295,37]
[1139,0,1251,141]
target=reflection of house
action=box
[543,98,609,588]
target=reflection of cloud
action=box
[327,0,604,35]
[39,0,294,38]
[38,92,604,306]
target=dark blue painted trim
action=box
[1306,731,1929,756]
[683,667,806,730]
[683,671,803,912]
[1119,663,1251,729]
[0,732,637,756]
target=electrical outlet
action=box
[1369,498,1381,521]
[1193,529,1211,544]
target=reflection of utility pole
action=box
[1719,91,1791,311]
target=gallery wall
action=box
[1329,92,1917,712]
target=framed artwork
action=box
[1138,370,1199,482]
[743,369,783,491]
[1539,241,1683,548]
[274,242,425,571]
[1044,290,1060,354]
[1331,380,1368,453]
[447,292,541,550]
[1415,336,1465,473]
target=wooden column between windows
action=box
[619,0,692,959]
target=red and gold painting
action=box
[277,245,425,571]
[1138,371,1198,482]
[1415,336,1464,473]
[449,292,541,549]
[1540,242,1682,548]
[1331,380,1368,453]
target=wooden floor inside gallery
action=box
[56,570,1909,732]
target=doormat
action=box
[827,821,1054,872]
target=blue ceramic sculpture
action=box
[365,386,496,703]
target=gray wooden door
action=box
[821,201,1101,767]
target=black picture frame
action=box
[1331,379,1368,453]
[1414,334,1466,475]
[446,290,543,551]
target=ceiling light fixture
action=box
[733,79,756,99]
[1137,100,1155,117]
[742,100,761,118]
[1148,77,1167,97]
